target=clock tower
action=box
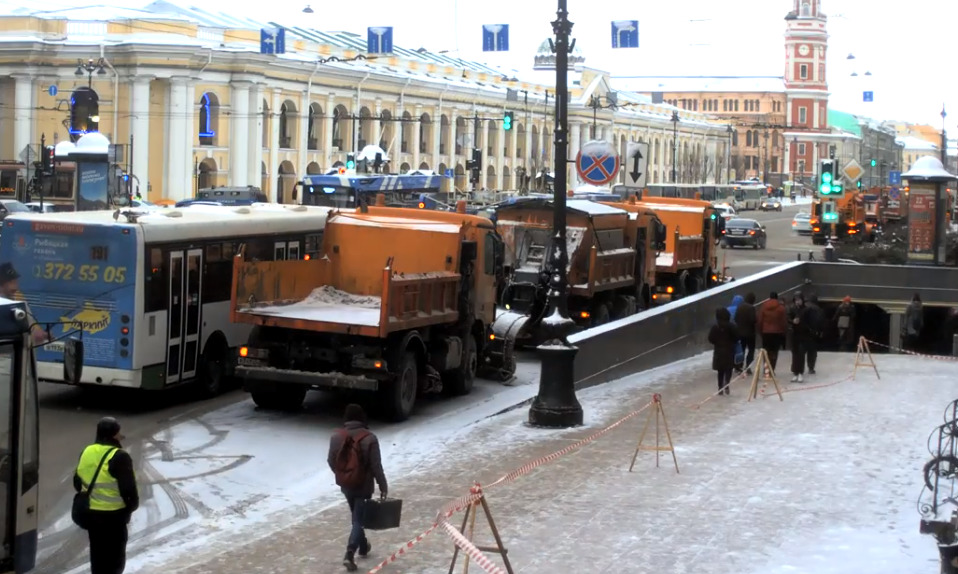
[783,0,830,183]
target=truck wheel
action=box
[591,303,611,326]
[251,387,306,412]
[443,336,477,396]
[385,352,417,422]
[612,295,636,319]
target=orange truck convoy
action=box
[227,191,726,419]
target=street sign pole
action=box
[529,0,583,429]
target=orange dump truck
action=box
[810,192,874,244]
[491,198,657,346]
[230,203,515,421]
[631,196,721,303]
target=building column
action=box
[268,91,281,201]
[495,119,505,190]
[509,120,519,189]
[324,93,336,167]
[247,83,264,187]
[412,104,422,169]
[480,117,489,186]
[183,81,196,197]
[431,106,442,171]
[889,312,904,353]
[230,80,251,187]
[448,108,458,166]
[372,98,382,149]
[165,77,189,200]
[129,76,152,195]
[524,112,533,171]
[13,74,33,161]
[298,90,310,177]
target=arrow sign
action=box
[625,141,649,187]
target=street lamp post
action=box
[74,58,106,88]
[528,0,583,429]
[725,124,733,184]
[671,111,680,183]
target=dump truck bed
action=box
[231,212,465,338]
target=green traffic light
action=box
[820,183,832,194]
[870,159,877,167]
[503,111,513,131]
[822,172,832,183]
[346,160,355,169]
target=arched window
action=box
[199,93,217,146]
[69,87,100,142]
[801,2,811,16]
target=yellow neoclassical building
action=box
[0,4,732,203]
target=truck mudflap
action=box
[478,333,517,383]
[237,365,380,391]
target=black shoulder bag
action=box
[72,447,117,530]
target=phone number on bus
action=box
[32,262,128,283]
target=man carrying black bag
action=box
[328,404,388,572]
[73,417,139,574]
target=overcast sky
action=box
[8,0,958,130]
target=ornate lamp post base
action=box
[528,343,583,427]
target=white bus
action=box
[0,204,333,396]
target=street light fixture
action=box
[75,58,106,88]
[670,110,680,183]
[589,94,617,139]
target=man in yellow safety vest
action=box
[74,417,139,574]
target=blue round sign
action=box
[48,85,58,97]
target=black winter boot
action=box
[343,551,358,571]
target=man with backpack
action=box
[327,404,388,572]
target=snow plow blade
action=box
[491,310,536,349]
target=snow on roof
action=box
[611,76,786,94]
[896,136,939,151]
[643,204,707,214]
[565,200,627,216]
[332,213,463,234]
[6,204,333,243]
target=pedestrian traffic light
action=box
[471,148,482,171]
[346,153,356,170]
[870,159,877,167]
[503,111,513,131]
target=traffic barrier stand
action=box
[854,336,881,380]
[628,394,679,474]
[447,484,514,574]
[747,349,783,402]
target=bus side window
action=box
[145,247,166,313]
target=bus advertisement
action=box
[2,219,136,372]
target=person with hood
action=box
[734,293,758,374]
[328,404,388,572]
[787,294,807,382]
[758,291,788,373]
[801,294,825,375]
[74,417,139,574]
[833,296,857,352]
[708,307,740,395]
[904,293,924,351]
[726,295,746,372]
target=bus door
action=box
[166,249,203,385]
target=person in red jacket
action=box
[757,291,788,373]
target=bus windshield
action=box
[0,219,136,371]
[300,174,441,209]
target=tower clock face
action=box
[798,44,810,56]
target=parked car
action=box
[25,202,58,213]
[712,203,737,222]
[760,197,783,211]
[792,211,812,234]
[721,218,767,249]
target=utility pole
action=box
[528,0,583,428]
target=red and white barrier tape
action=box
[865,339,958,362]
[365,525,440,574]
[439,519,506,574]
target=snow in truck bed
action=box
[239,286,382,327]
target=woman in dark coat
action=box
[708,307,740,395]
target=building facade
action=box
[0,7,730,204]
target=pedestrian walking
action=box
[734,293,758,374]
[904,293,924,352]
[726,295,746,372]
[802,294,825,375]
[833,296,857,352]
[758,291,787,374]
[74,417,139,574]
[328,404,388,572]
[788,294,806,382]
[708,307,740,395]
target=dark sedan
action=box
[720,218,767,249]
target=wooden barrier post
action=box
[628,394,679,474]
[448,485,515,574]
[747,348,783,402]
[854,336,881,380]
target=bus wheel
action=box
[198,345,229,398]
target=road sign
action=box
[260,28,286,54]
[48,85,58,97]
[444,168,454,178]
[624,141,649,188]
[576,140,620,186]
[889,187,900,200]
[889,170,902,186]
[863,91,874,102]
[842,159,863,183]
[367,27,393,54]
[482,24,509,52]
[611,20,639,49]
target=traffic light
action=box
[819,159,835,195]
[41,145,55,175]
[503,111,513,131]
[856,180,862,189]
[870,159,877,167]
[346,153,356,170]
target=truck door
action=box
[166,249,203,384]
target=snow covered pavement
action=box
[111,351,955,574]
